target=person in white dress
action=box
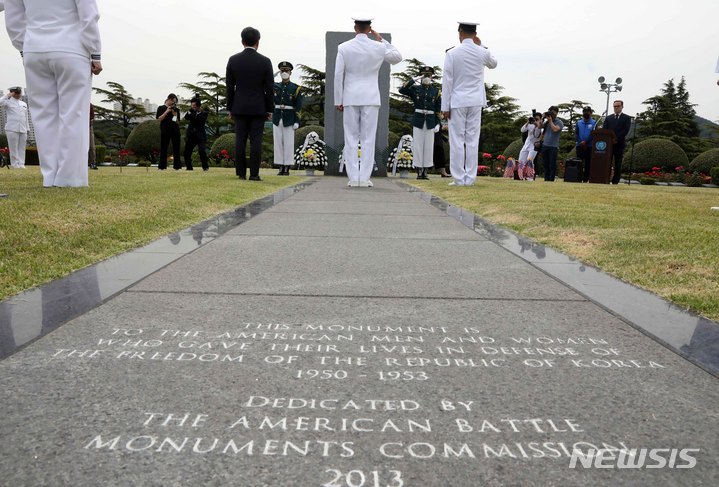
[518,112,542,180]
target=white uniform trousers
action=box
[412,124,434,168]
[24,52,92,187]
[273,123,295,166]
[342,105,379,183]
[6,131,27,168]
[448,106,483,185]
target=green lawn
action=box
[0,166,302,300]
[411,177,719,321]
[2,168,718,322]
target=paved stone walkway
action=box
[1,177,717,486]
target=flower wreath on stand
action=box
[387,135,414,176]
[294,131,327,170]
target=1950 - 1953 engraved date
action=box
[295,370,429,381]
[323,469,403,487]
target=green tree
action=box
[93,81,150,148]
[297,65,325,126]
[177,72,229,141]
[636,77,707,159]
[480,84,522,155]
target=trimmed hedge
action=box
[0,133,7,148]
[710,167,719,185]
[125,120,162,163]
[209,133,236,167]
[630,137,688,173]
[295,125,325,146]
[502,138,524,160]
[688,148,719,175]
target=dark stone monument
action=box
[323,31,392,177]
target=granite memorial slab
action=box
[1,178,717,486]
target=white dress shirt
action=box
[334,33,402,106]
[0,95,28,133]
[5,0,101,59]
[441,38,497,111]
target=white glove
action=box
[273,71,280,78]
[292,123,299,130]
[433,124,440,133]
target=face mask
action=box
[421,77,431,85]
[280,72,290,81]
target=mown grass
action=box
[411,177,719,321]
[0,167,302,300]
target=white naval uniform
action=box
[0,95,29,167]
[441,38,497,185]
[5,0,101,187]
[334,33,402,184]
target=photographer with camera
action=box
[518,110,542,180]
[183,97,209,171]
[156,93,182,170]
[538,106,563,181]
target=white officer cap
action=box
[457,21,479,32]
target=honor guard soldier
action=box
[399,66,441,180]
[441,21,497,186]
[273,61,303,175]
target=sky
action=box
[1,0,718,121]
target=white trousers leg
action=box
[24,52,91,187]
[7,131,27,167]
[273,123,295,165]
[343,105,379,183]
[412,125,434,168]
[448,106,482,185]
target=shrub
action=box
[209,133,236,167]
[688,148,719,174]
[684,172,705,187]
[125,120,163,163]
[388,131,400,154]
[710,167,719,185]
[0,133,7,148]
[295,125,325,146]
[502,138,524,160]
[630,137,688,173]
[640,177,656,185]
[564,147,577,160]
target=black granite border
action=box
[0,181,317,360]
[399,182,719,378]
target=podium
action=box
[589,129,614,184]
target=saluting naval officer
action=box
[441,21,497,186]
[273,61,303,175]
[399,66,441,180]
[5,0,103,187]
[335,17,402,187]
[0,87,29,168]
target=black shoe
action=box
[249,175,262,181]
[441,173,451,178]
[203,168,209,172]
[89,164,98,170]
[186,168,194,171]
[238,175,246,180]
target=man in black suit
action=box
[602,99,632,184]
[226,27,274,181]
